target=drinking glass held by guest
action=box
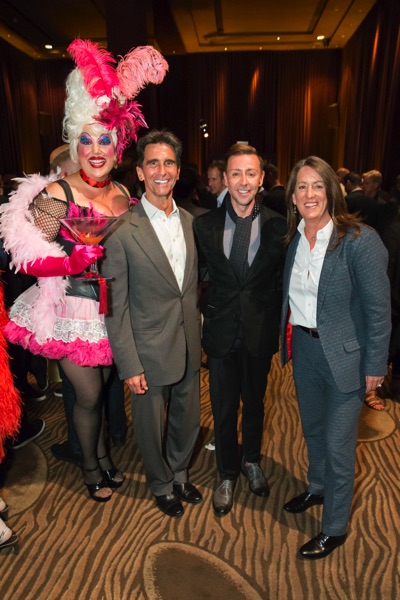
[0,39,168,503]
[280,156,391,559]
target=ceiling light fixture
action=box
[45,44,53,49]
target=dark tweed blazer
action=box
[281,225,391,393]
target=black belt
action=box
[296,325,319,338]
[66,276,99,301]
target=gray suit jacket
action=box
[102,202,201,385]
[281,225,391,393]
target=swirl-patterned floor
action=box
[1,355,399,599]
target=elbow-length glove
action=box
[19,245,104,277]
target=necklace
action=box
[305,228,317,241]
[79,169,111,188]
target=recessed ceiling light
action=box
[45,44,53,50]
[277,37,280,41]
[317,36,325,41]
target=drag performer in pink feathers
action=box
[0,39,168,502]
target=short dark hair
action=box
[136,129,183,168]
[343,172,362,186]
[208,160,225,178]
[264,163,279,179]
[225,143,264,171]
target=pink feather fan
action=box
[117,46,169,99]
[67,39,119,100]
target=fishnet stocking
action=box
[59,358,111,484]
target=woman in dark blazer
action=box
[280,156,391,559]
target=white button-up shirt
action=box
[289,218,333,328]
[141,194,186,291]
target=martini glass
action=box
[59,216,118,280]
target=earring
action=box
[293,205,297,214]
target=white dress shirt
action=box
[217,188,229,207]
[289,218,333,328]
[141,194,186,291]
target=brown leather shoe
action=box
[212,479,236,516]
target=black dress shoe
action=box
[173,482,202,504]
[299,532,347,560]
[51,441,82,466]
[283,491,324,513]
[111,434,127,448]
[155,492,184,517]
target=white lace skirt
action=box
[5,284,112,366]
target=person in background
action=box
[194,143,286,517]
[0,278,21,554]
[260,163,286,217]
[49,144,79,177]
[0,39,168,502]
[362,169,396,237]
[336,167,350,197]
[343,171,378,228]
[281,156,391,559]
[103,129,202,518]
[380,206,400,403]
[207,160,229,208]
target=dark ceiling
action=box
[0,0,378,59]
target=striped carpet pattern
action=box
[1,354,399,600]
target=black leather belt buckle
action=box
[297,325,319,338]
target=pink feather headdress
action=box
[66,39,169,161]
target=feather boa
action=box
[67,39,119,100]
[0,173,69,343]
[0,280,22,462]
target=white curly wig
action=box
[62,68,118,163]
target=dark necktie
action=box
[227,197,260,282]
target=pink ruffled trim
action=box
[3,322,112,367]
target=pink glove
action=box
[19,245,104,277]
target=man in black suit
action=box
[260,163,286,217]
[194,143,286,516]
[344,172,378,227]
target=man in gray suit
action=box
[103,130,202,517]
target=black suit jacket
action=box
[261,185,287,217]
[346,189,378,227]
[194,203,286,359]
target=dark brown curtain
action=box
[35,60,73,170]
[159,50,339,181]
[0,39,41,175]
[339,0,400,188]
[0,0,398,187]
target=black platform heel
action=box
[0,525,19,554]
[98,455,125,489]
[83,467,112,503]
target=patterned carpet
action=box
[1,355,399,600]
